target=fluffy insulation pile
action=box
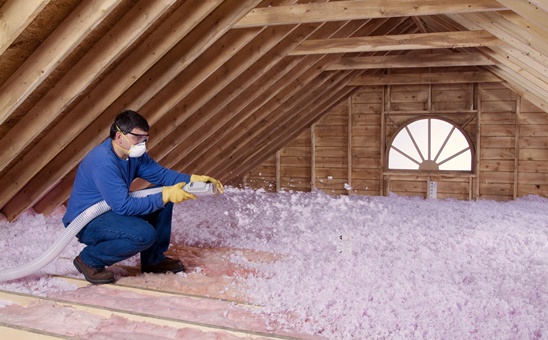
[1,187,546,339]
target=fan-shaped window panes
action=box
[388,118,472,171]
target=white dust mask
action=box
[128,141,146,158]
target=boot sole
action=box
[74,259,115,284]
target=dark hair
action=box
[109,110,149,139]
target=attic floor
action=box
[0,245,322,340]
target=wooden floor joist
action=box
[56,275,258,307]
[0,324,71,340]
[0,245,318,339]
[0,287,307,340]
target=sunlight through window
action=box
[388,118,472,171]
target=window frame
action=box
[385,116,476,174]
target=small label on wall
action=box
[429,181,438,199]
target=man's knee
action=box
[132,220,157,248]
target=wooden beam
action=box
[0,290,272,338]
[289,30,502,55]
[475,84,482,199]
[488,65,547,113]
[0,0,121,126]
[0,0,177,174]
[173,19,382,176]
[0,0,50,54]
[197,70,345,176]
[276,150,281,192]
[149,23,318,170]
[412,16,428,33]
[6,1,273,222]
[347,96,352,193]
[142,24,296,162]
[35,17,322,212]
[33,168,76,216]
[0,0,229,218]
[326,52,496,70]
[0,325,61,339]
[184,18,413,178]
[461,12,547,68]
[221,79,358,181]
[380,87,386,196]
[311,124,316,190]
[514,96,520,200]
[349,71,502,85]
[2,0,262,221]
[495,10,547,54]
[448,13,548,112]
[234,0,506,28]
[158,19,369,175]
[495,0,548,31]
[139,2,330,179]
[527,0,548,12]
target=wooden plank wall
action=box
[314,102,348,195]
[384,83,476,200]
[518,92,548,198]
[480,83,518,200]
[351,87,382,196]
[247,82,548,201]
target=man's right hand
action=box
[162,182,196,204]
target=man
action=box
[63,110,223,284]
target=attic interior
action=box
[0,1,547,339]
[0,0,546,223]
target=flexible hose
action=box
[0,187,162,282]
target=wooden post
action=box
[380,85,388,196]
[311,124,316,191]
[276,150,281,193]
[243,173,249,189]
[475,83,482,200]
[469,177,473,201]
[513,96,521,200]
[347,96,352,194]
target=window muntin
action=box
[388,118,472,171]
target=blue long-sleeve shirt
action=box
[63,138,190,225]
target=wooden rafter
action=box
[0,0,121,126]
[223,77,359,181]
[0,0,177,174]
[150,24,320,168]
[349,71,502,85]
[0,0,50,54]
[0,0,226,213]
[326,52,496,70]
[179,18,409,177]
[447,12,548,111]
[0,0,546,220]
[289,30,502,55]
[495,0,548,31]
[234,0,506,28]
[1,0,261,220]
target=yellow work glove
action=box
[162,182,196,204]
[190,174,224,194]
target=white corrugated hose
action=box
[0,182,216,281]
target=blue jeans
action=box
[76,203,174,269]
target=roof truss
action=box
[234,0,506,27]
[0,0,546,220]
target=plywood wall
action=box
[247,82,548,201]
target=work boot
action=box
[73,256,115,284]
[141,257,185,274]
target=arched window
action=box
[388,118,473,171]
